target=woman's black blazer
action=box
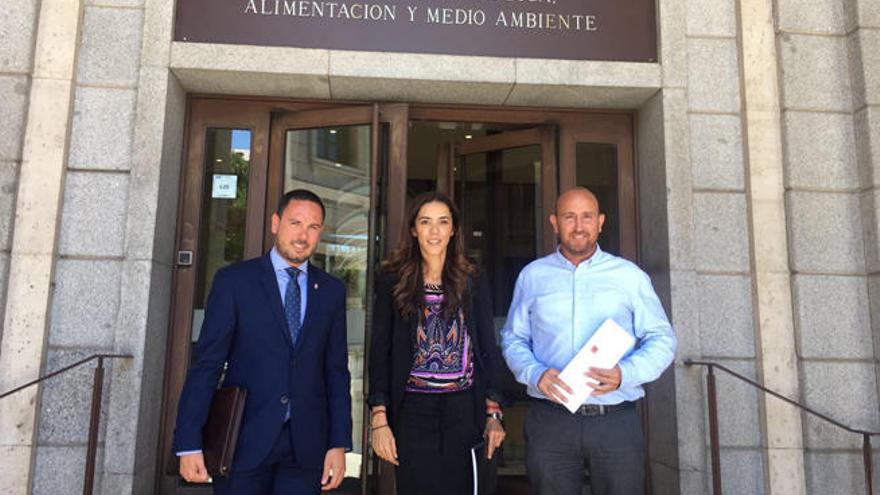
[367,269,505,430]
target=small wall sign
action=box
[212,174,238,199]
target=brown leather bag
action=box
[202,384,247,477]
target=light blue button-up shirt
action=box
[501,246,676,405]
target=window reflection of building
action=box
[284,125,371,476]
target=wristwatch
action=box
[486,411,504,421]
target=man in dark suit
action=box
[174,189,352,494]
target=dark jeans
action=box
[212,423,321,495]
[395,391,482,495]
[524,401,645,495]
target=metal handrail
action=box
[686,359,878,495]
[0,353,133,495]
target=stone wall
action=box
[31,0,145,492]
[0,0,38,353]
[686,0,767,491]
[0,0,185,492]
[780,0,880,492]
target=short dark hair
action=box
[276,189,325,221]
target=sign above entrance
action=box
[174,0,656,62]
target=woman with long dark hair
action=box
[367,191,506,494]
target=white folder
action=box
[557,318,636,413]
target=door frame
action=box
[157,100,275,495]
[451,125,558,255]
[405,104,636,258]
[155,97,637,495]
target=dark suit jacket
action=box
[173,254,352,471]
[367,269,504,430]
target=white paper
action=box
[557,318,636,413]
[191,309,205,342]
[211,174,237,199]
[470,444,479,495]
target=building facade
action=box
[0,0,878,493]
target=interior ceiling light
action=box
[329,129,338,134]
[335,163,342,167]
[465,134,473,140]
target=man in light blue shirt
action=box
[501,187,676,495]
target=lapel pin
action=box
[314,283,319,290]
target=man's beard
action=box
[278,242,312,265]
[561,236,596,258]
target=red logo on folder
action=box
[591,346,599,353]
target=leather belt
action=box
[540,399,635,416]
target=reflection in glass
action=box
[193,129,252,342]
[456,145,540,474]
[284,125,371,478]
[576,143,619,256]
[457,146,540,316]
[406,121,495,201]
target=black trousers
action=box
[525,400,645,495]
[395,391,481,495]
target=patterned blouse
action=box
[405,283,475,393]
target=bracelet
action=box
[371,424,390,431]
[486,411,504,421]
[371,409,386,417]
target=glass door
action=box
[559,116,636,260]
[158,101,271,494]
[268,106,378,488]
[450,126,558,484]
[267,104,408,494]
[158,102,408,495]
